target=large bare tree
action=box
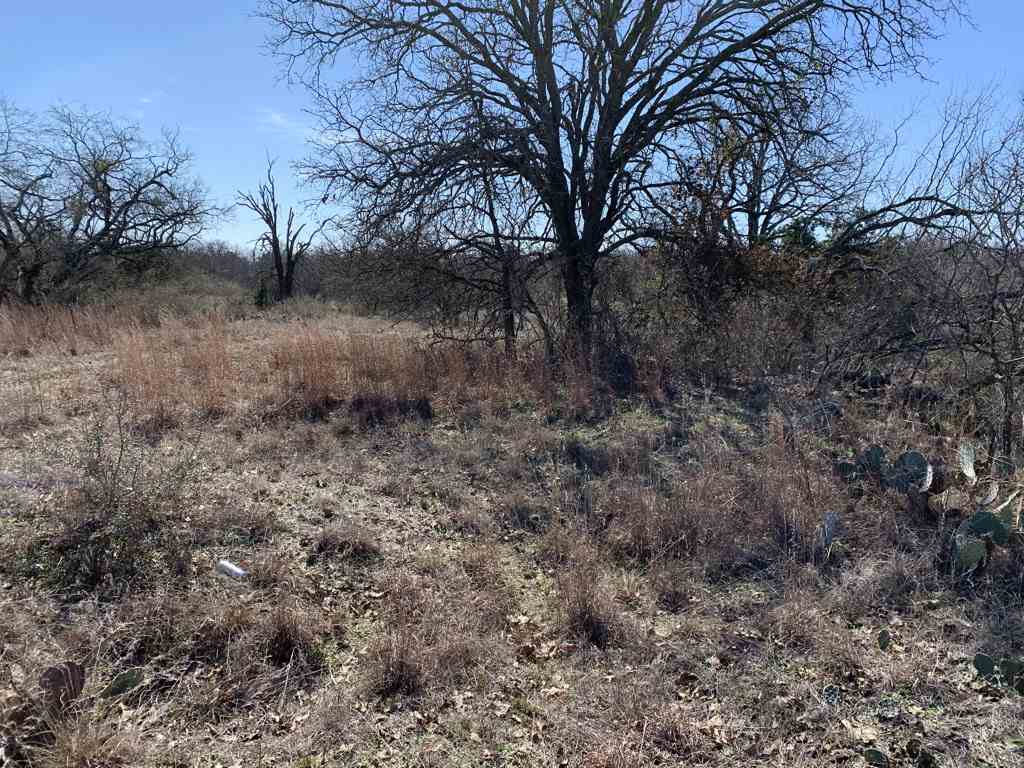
[0,101,210,304]
[263,0,963,363]
[237,159,325,302]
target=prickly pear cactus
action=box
[857,445,888,477]
[974,653,1024,694]
[959,442,978,486]
[887,451,932,493]
[945,441,1024,577]
[952,528,987,575]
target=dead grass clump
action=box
[101,589,195,666]
[206,505,280,547]
[557,553,622,649]
[605,483,696,566]
[1,367,55,435]
[364,572,489,698]
[758,593,832,652]
[538,521,583,568]
[721,426,847,569]
[461,543,506,589]
[649,562,698,613]
[499,493,551,532]
[308,522,381,565]
[111,328,181,432]
[268,326,347,418]
[349,393,433,430]
[829,553,932,622]
[188,603,256,665]
[562,438,612,478]
[258,603,326,669]
[23,714,137,768]
[0,302,146,356]
[367,623,425,698]
[179,314,234,417]
[247,549,296,591]
[445,506,492,537]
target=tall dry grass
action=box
[0,303,148,356]
[112,328,182,430]
[102,310,563,429]
[265,325,554,420]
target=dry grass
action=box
[557,549,624,649]
[363,571,491,699]
[308,521,380,564]
[3,297,1024,767]
[25,715,137,768]
[0,303,146,356]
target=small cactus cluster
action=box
[950,441,1023,576]
[974,653,1024,694]
[836,445,937,496]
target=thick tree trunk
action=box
[17,264,43,304]
[282,258,296,301]
[562,250,594,369]
[273,245,287,302]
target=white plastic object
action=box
[215,559,248,580]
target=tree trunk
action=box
[562,249,594,369]
[1002,380,1019,457]
[273,245,287,302]
[282,257,296,301]
[502,259,516,359]
[17,264,43,304]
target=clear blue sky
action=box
[0,2,1021,249]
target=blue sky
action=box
[0,2,1021,249]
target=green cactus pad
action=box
[969,511,1010,546]
[992,490,1022,529]
[992,456,1018,478]
[877,629,891,651]
[864,748,890,767]
[889,451,931,493]
[835,460,861,481]
[974,653,996,680]
[954,536,987,573]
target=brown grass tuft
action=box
[364,571,490,699]
[308,521,381,564]
[557,552,622,649]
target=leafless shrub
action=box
[34,401,202,597]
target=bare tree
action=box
[263,0,963,363]
[0,102,210,304]
[356,169,557,357]
[237,159,324,302]
[914,107,1024,456]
